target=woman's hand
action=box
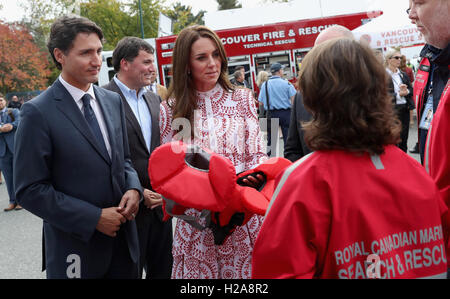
[240,173,265,190]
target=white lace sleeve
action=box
[160,100,174,145]
[238,89,268,170]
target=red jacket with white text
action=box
[252,146,449,279]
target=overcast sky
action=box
[0,0,409,22]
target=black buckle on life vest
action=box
[209,212,245,245]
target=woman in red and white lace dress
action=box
[159,25,267,279]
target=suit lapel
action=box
[93,86,115,164]
[143,92,160,152]
[53,80,111,165]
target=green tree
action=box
[80,0,165,49]
[217,0,242,10]
[80,0,139,50]
[19,0,165,84]
[127,0,165,39]
[20,0,82,84]
[164,2,205,34]
[20,0,80,49]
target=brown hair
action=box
[167,25,233,126]
[400,55,408,72]
[298,39,401,155]
[112,37,154,72]
[47,15,104,70]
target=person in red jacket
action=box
[252,39,449,279]
[408,0,449,208]
[408,0,450,278]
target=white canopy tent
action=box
[352,12,425,49]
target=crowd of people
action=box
[3,0,449,279]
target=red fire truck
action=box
[99,11,381,91]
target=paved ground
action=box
[0,119,421,279]
[0,180,45,279]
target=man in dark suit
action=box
[102,37,173,279]
[284,25,353,162]
[0,95,21,211]
[13,16,142,279]
[284,93,312,162]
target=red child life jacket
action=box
[148,141,292,244]
[148,141,236,218]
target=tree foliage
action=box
[164,2,205,34]
[16,0,207,88]
[126,0,165,40]
[217,0,242,10]
[80,0,142,50]
[19,0,83,85]
[21,0,167,50]
[0,21,50,94]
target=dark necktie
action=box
[81,94,108,157]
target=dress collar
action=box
[195,83,222,100]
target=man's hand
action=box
[143,189,163,210]
[399,84,409,97]
[118,189,140,221]
[0,124,13,133]
[96,207,126,237]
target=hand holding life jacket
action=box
[148,141,292,244]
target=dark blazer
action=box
[284,92,312,162]
[0,108,20,157]
[13,79,142,278]
[102,80,160,188]
[102,80,173,278]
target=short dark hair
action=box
[299,38,401,155]
[47,15,104,70]
[112,37,155,72]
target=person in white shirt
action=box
[385,49,414,153]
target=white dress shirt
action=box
[59,76,112,158]
[114,76,152,152]
[386,69,407,105]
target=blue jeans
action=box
[0,148,16,204]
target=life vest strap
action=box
[164,197,212,231]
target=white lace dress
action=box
[160,84,267,279]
